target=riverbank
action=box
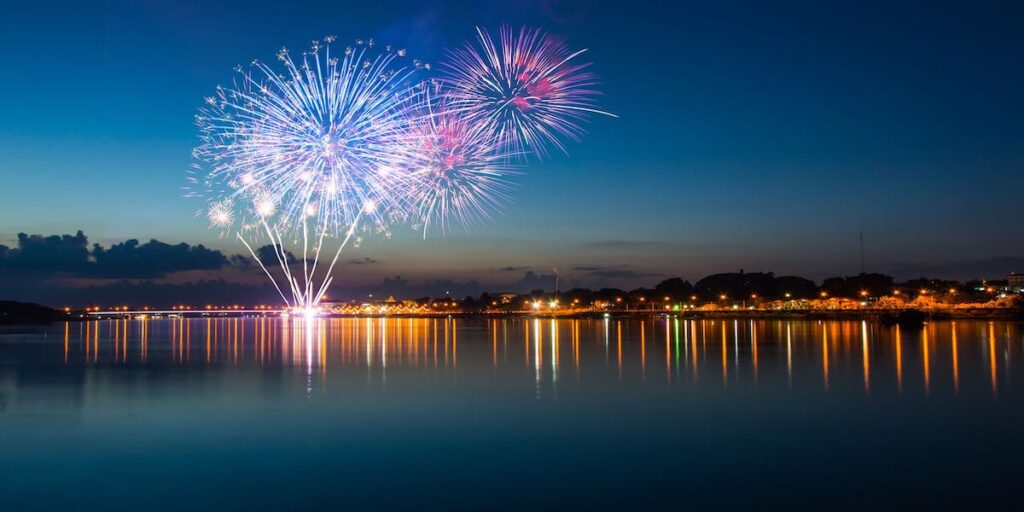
[75,307,1023,322]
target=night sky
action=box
[1,0,1022,303]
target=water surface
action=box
[2,317,1023,510]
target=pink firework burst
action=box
[402,89,519,236]
[440,26,614,159]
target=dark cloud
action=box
[500,266,530,272]
[573,264,663,280]
[0,231,228,279]
[218,245,306,269]
[587,269,664,279]
[91,239,226,278]
[0,232,91,273]
[348,257,379,265]
[514,271,557,292]
[573,264,659,280]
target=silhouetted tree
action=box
[654,278,693,300]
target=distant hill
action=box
[0,301,61,325]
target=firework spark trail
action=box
[236,233,291,306]
[440,26,616,159]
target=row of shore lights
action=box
[72,305,285,312]
[65,287,997,314]
[515,288,974,309]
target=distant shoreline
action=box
[76,308,1024,322]
[4,299,1022,325]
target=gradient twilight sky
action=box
[1,0,1022,292]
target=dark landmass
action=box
[0,301,63,325]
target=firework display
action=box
[191,28,610,311]
[440,26,614,159]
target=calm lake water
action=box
[2,317,1023,510]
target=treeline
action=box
[435,271,1012,308]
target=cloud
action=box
[500,266,530,272]
[90,239,227,278]
[347,257,379,265]
[580,240,672,250]
[573,264,663,280]
[514,271,557,292]
[587,269,664,279]
[0,231,228,279]
[0,232,90,273]
[573,265,619,272]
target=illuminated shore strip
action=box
[86,310,283,316]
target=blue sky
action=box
[1,0,1022,295]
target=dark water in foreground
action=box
[1,317,1023,510]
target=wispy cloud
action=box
[347,257,379,265]
[500,265,530,272]
[573,264,663,280]
[580,239,672,250]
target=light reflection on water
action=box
[27,317,1024,399]
[2,317,1024,509]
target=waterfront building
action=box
[1009,273,1024,292]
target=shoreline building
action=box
[1009,272,1024,293]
